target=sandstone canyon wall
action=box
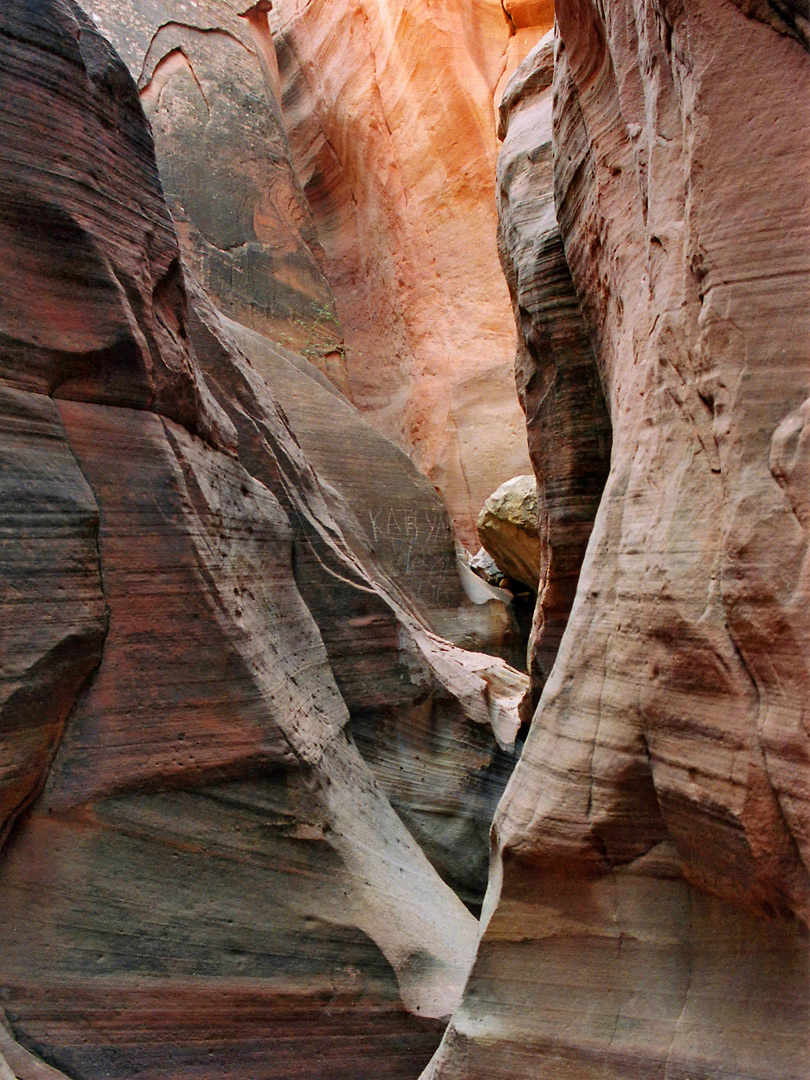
[2,0,810,1078]
[81,0,350,392]
[270,0,551,544]
[425,3,810,1078]
[82,0,552,547]
[0,4,531,1078]
[496,32,613,702]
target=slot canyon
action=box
[0,1,807,1078]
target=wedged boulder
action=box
[477,474,542,592]
[426,2,810,1078]
[0,5,528,1077]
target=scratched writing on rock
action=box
[366,507,452,602]
[367,507,446,543]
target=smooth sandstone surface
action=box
[425,1,810,1077]
[0,4,529,1077]
[186,282,530,907]
[82,0,350,392]
[271,0,551,545]
[214,312,523,663]
[4,0,809,1077]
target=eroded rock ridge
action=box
[425,3,810,1078]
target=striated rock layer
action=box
[0,4,529,1077]
[426,1,810,1078]
[271,0,551,545]
[496,33,612,699]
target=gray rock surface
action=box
[82,0,350,393]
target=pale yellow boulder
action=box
[477,475,541,591]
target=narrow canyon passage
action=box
[0,1,808,1079]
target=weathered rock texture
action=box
[271,0,552,545]
[425,2,810,1078]
[729,0,810,49]
[0,4,529,1077]
[83,0,350,392]
[496,33,612,698]
[216,312,523,662]
[477,474,543,592]
[0,1010,73,1080]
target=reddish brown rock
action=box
[0,0,225,853]
[271,0,551,545]
[426,2,810,1077]
[496,34,612,697]
[0,388,106,850]
[0,3,529,1077]
[0,1011,72,1080]
[730,0,810,50]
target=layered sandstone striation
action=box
[271,0,551,544]
[496,33,612,698]
[426,2,810,1078]
[0,4,529,1077]
[1,1011,73,1080]
[6,0,809,1077]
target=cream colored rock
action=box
[424,845,810,1080]
[216,313,523,665]
[271,0,551,545]
[477,475,542,591]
